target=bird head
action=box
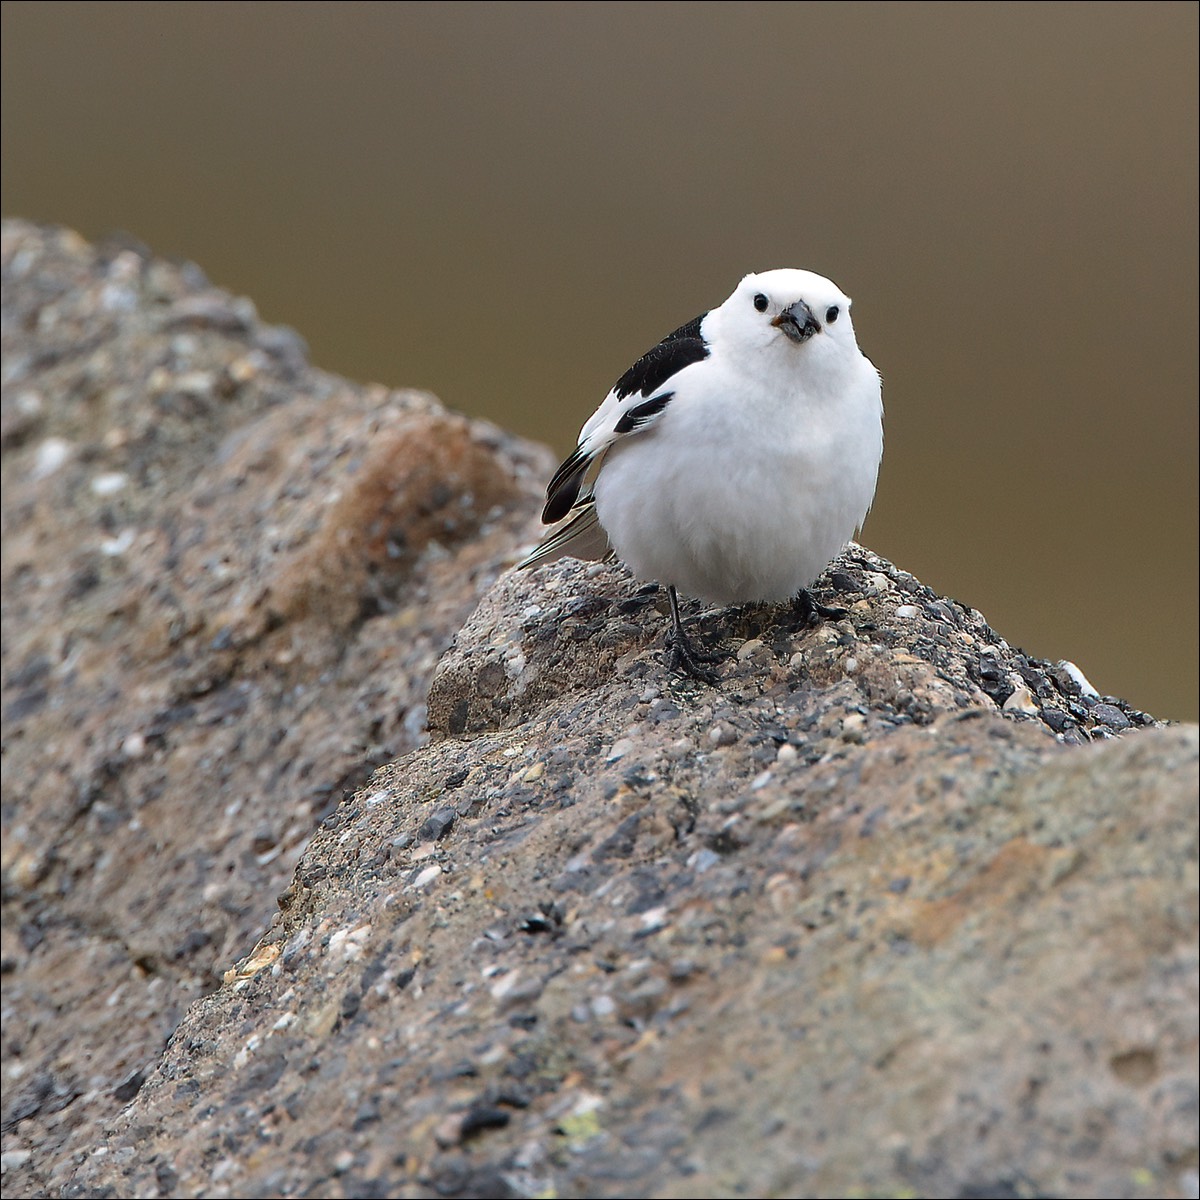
[709,268,861,365]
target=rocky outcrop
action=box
[0,221,551,1194]
[2,223,1196,1199]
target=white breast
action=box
[593,352,882,605]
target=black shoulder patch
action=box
[612,312,709,400]
[613,391,674,435]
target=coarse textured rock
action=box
[0,220,552,1196]
[2,223,1196,1200]
[60,562,1198,1200]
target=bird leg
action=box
[792,588,848,626]
[665,585,721,684]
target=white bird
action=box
[520,268,883,681]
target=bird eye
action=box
[753,293,769,313]
[825,306,840,323]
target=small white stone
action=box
[15,390,42,416]
[894,604,922,619]
[175,370,216,396]
[1003,684,1039,714]
[751,769,773,790]
[736,638,764,660]
[410,864,442,889]
[90,471,129,496]
[327,923,372,962]
[1,1149,32,1173]
[1058,660,1100,699]
[665,737,694,760]
[489,970,521,1001]
[233,1034,261,1069]
[32,437,71,479]
[210,1158,237,1183]
[591,994,616,1018]
[121,732,147,759]
[100,529,136,556]
[776,744,799,765]
[843,656,859,674]
[606,737,635,762]
[639,905,669,932]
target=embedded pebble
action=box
[894,604,922,619]
[1092,703,1132,731]
[100,529,136,556]
[32,437,71,479]
[708,722,738,747]
[1003,684,1039,715]
[490,972,544,1009]
[1058,660,1100,699]
[1,1150,32,1173]
[410,864,443,890]
[417,806,456,842]
[121,732,147,759]
[638,906,669,933]
[607,737,635,762]
[327,924,371,963]
[688,848,721,873]
[90,471,129,496]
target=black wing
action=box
[542,445,592,523]
[541,312,710,525]
[541,389,679,522]
[611,312,709,400]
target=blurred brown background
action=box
[2,1,1196,720]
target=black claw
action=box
[666,638,721,685]
[793,588,848,626]
[665,585,722,684]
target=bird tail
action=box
[517,500,612,570]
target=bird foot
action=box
[793,588,848,626]
[665,627,723,684]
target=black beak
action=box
[771,299,820,343]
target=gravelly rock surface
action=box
[2,223,1196,1200]
[57,550,1198,1200]
[0,221,552,1196]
